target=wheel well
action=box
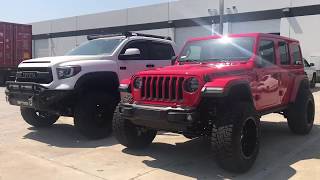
[74,72,120,101]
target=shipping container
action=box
[0,22,32,85]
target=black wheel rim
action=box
[240,118,258,159]
[94,103,111,126]
[35,111,51,119]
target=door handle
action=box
[120,66,127,70]
[146,64,155,68]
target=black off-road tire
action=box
[113,95,157,149]
[0,75,5,86]
[310,74,316,88]
[74,92,117,140]
[20,107,59,127]
[287,87,315,135]
[212,102,260,173]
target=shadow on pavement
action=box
[23,124,117,148]
[122,121,320,179]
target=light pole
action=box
[219,0,225,35]
[208,9,218,35]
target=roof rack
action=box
[87,33,124,40]
[87,31,172,41]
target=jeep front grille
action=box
[16,67,53,84]
[140,76,184,101]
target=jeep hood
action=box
[19,55,109,66]
[136,62,253,77]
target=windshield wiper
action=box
[179,59,201,63]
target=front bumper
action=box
[120,103,198,131]
[5,81,72,112]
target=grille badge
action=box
[17,72,37,79]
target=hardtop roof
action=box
[187,33,299,43]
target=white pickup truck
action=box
[5,32,177,139]
[306,55,320,84]
[304,58,318,88]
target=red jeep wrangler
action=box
[113,33,315,173]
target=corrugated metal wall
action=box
[31,0,320,58]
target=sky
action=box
[0,0,171,24]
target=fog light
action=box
[187,114,193,122]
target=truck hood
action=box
[20,55,109,66]
[136,62,253,77]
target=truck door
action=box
[117,40,174,80]
[255,39,281,110]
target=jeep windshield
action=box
[66,38,124,56]
[179,37,254,63]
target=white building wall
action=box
[30,0,320,58]
[175,25,212,49]
[281,15,320,57]
[32,21,51,35]
[225,0,290,13]
[33,39,50,58]
[229,19,281,34]
[77,10,128,30]
[291,0,320,7]
[50,17,77,33]
[128,3,169,25]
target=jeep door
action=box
[117,40,174,80]
[276,41,293,105]
[254,39,281,110]
[280,43,304,105]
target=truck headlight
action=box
[56,65,81,79]
[184,77,199,93]
[133,77,143,89]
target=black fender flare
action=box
[224,80,254,104]
[290,77,310,103]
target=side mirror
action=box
[171,56,177,65]
[310,63,315,67]
[119,48,141,60]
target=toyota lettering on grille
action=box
[18,72,37,79]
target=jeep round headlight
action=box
[184,77,199,93]
[133,77,143,89]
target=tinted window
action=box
[67,38,123,56]
[121,41,149,60]
[187,46,202,60]
[149,42,175,60]
[279,42,290,65]
[259,40,275,66]
[179,37,254,62]
[292,45,302,65]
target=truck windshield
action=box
[66,38,124,56]
[179,37,255,62]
